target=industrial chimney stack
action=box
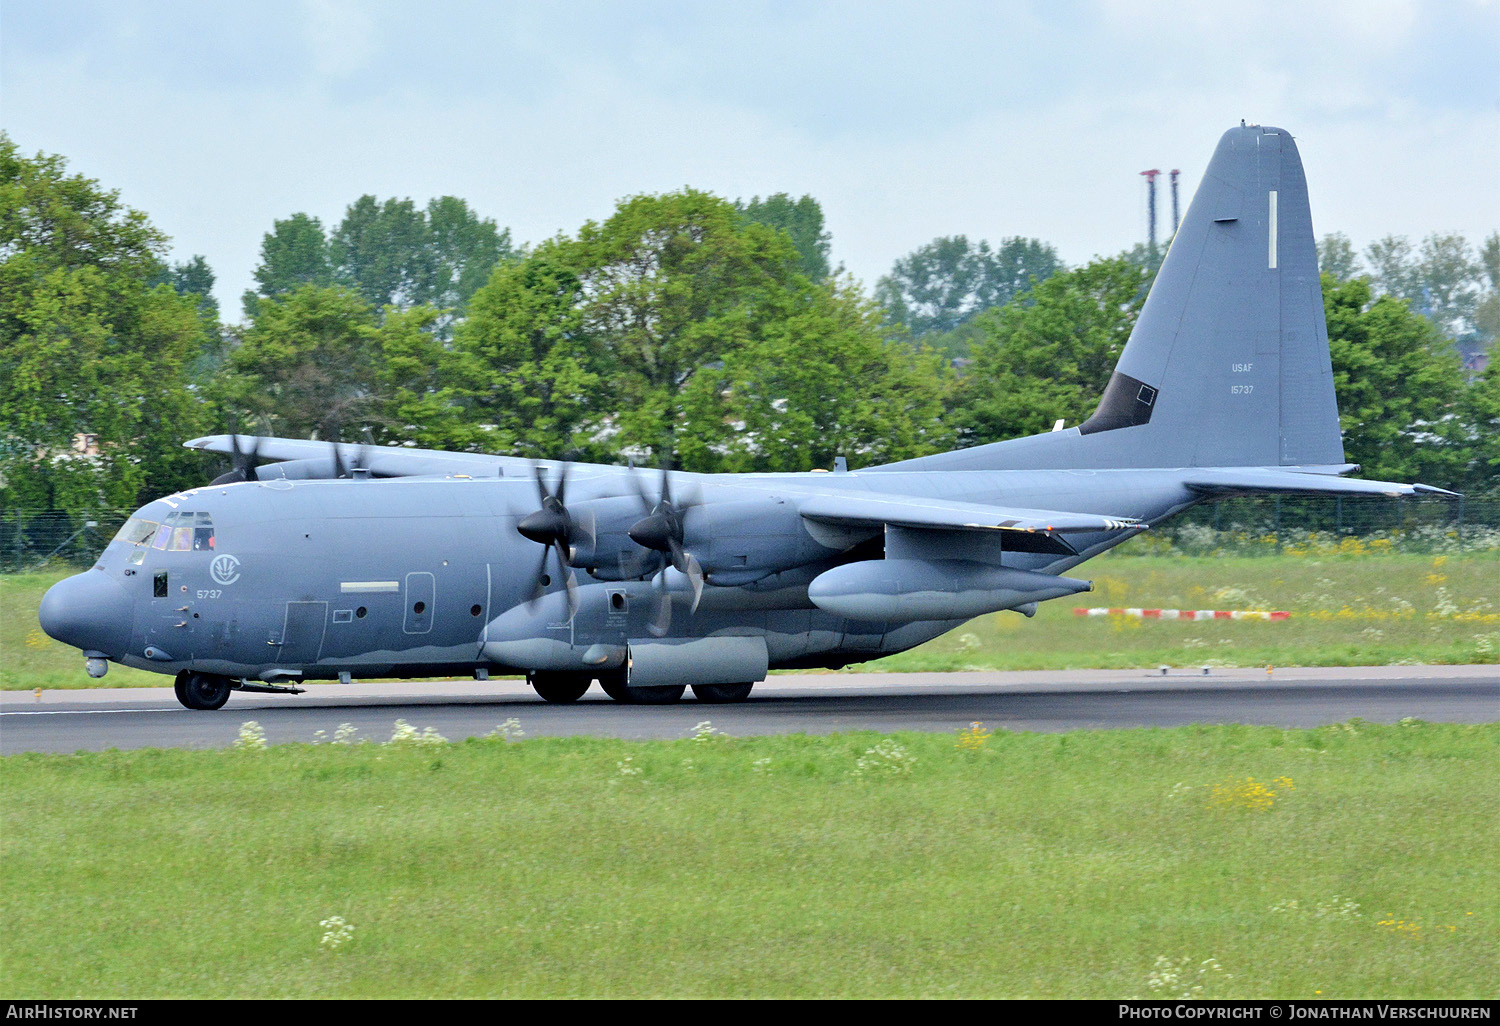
[1139,169,1161,254]
[1170,169,1181,237]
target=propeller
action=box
[327,423,374,480]
[627,461,704,637]
[209,427,265,485]
[515,462,595,622]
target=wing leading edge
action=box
[184,434,525,479]
[797,493,1147,556]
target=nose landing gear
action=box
[173,671,233,711]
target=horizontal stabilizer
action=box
[1184,468,1458,498]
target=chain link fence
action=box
[3,494,1497,572]
[1,508,136,573]
[1122,494,1500,557]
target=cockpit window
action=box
[114,516,159,549]
[146,511,216,553]
[113,518,161,564]
[114,518,159,547]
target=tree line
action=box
[2,132,1497,524]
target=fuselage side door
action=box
[279,601,328,666]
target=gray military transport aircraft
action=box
[40,124,1453,710]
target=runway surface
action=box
[1,666,1495,754]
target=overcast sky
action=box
[3,0,1497,317]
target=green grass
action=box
[2,723,1496,998]
[869,550,1500,672]
[5,550,1497,689]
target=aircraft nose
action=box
[38,570,134,657]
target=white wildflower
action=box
[488,717,525,741]
[319,915,354,951]
[388,719,447,746]
[852,739,916,777]
[690,720,728,743]
[233,721,267,751]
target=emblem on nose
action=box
[210,554,241,585]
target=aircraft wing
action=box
[798,493,1146,554]
[184,435,526,478]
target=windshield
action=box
[119,511,216,562]
[114,518,159,546]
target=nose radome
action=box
[38,570,134,657]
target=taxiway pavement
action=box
[1,665,1495,754]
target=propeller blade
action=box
[684,552,704,615]
[658,462,672,508]
[616,547,657,581]
[526,547,550,610]
[648,571,671,637]
[212,430,264,485]
[555,545,579,623]
[569,509,597,562]
[629,466,655,514]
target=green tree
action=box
[1461,358,1500,492]
[449,254,605,458]
[877,235,1062,339]
[1363,232,1484,343]
[330,196,436,310]
[1317,232,1361,281]
[454,188,949,470]
[0,133,211,512]
[222,285,384,441]
[1323,274,1469,487]
[243,213,333,318]
[736,193,832,281]
[426,195,515,315]
[682,279,953,472]
[372,304,474,449]
[948,257,1149,445]
[160,255,218,320]
[1479,232,1500,292]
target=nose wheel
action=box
[174,671,233,711]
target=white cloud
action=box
[299,0,380,80]
[2,0,1494,316]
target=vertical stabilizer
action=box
[878,125,1345,473]
[1077,124,1342,467]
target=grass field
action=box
[2,722,1495,998]
[4,551,1496,689]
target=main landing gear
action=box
[595,671,754,705]
[690,683,755,704]
[528,672,593,704]
[529,671,755,704]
